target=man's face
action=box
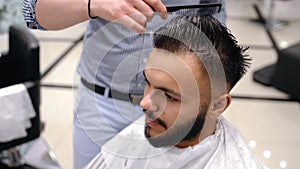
[140,48,210,148]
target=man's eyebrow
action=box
[143,70,181,98]
[156,86,182,98]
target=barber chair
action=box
[0,25,41,168]
[270,42,300,99]
[252,4,300,100]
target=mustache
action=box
[143,109,167,129]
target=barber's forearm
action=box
[35,0,89,30]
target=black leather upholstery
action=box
[0,25,41,151]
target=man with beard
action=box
[23,1,226,168]
[84,14,263,169]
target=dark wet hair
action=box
[154,14,250,91]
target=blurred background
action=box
[0,0,299,169]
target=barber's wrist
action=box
[88,0,97,19]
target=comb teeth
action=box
[166,3,222,14]
[167,7,221,16]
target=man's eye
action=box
[165,93,176,102]
[144,78,150,85]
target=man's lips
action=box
[145,117,159,127]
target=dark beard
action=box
[145,104,208,148]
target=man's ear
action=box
[210,94,231,116]
[199,94,232,140]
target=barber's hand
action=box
[90,0,167,33]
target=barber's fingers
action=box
[143,0,167,19]
[132,0,155,22]
[126,0,166,24]
[129,7,148,27]
[115,15,146,34]
[124,0,167,33]
[92,0,167,33]
[122,7,148,33]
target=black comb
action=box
[166,3,222,13]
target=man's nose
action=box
[140,93,158,112]
[140,89,166,113]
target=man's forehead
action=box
[146,48,201,95]
[146,48,202,81]
[147,48,190,70]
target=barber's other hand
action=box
[89,0,167,33]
